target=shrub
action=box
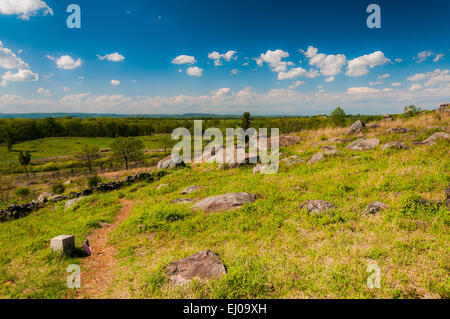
[15,187,31,199]
[52,183,65,195]
[87,175,101,188]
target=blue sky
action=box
[0,0,449,115]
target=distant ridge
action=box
[0,113,243,119]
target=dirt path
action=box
[76,198,133,299]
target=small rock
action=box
[170,198,194,204]
[63,180,72,185]
[37,192,52,204]
[165,250,227,285]
[387,127,410,134]
[320,145,338,155]
[192,192,257,213]
[65,197,84,210]
[363,201,388,214]
[156,183,169,190]
[345,138,380,151]
[382,141,409,150]
[281,155,303,166]
[180,185,203,194]
[307,152,324,165]
[300,200,336,213]
[346,120,365,135]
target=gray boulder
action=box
[382,141,409,150]
[320,145,338,155]
[363,201,388,214]
[300,200,336,213]
[170,198,194,204]
[165,250,226,285]
[345,138,380,151]
[65,197,84,210]
[307,152,324,165]
[281,155,303,166]
[37,192,52,204]
[192,192,257,213]
[416,132,449,145]
[387,127,410,134]
[346,120,365,135]
[180,185,203,195]
[157,154,185,169]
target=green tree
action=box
[77,145,100,173]
[110,137,145,170]
[241,112,251,130]
[330,107,346,127]
[403,105,421,117]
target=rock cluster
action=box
[300,200,336,213]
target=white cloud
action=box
[345,51,390,77]
[110,80,120,85]
[394,58,403,63]
[277,67,319,80]
[409,83,422,91]
[1,69,38,86]
[62,86,70,92]
[288,81,304,89]
[0,41,29,69]
[0,0,53,20]
[378,73,390,79]
[391,82,401,87]
[416,50,433,63]
[407,69,450,87]
[186,66,203,77]
[47,55,82,70]
[433,54,444,62]
[347,87,380,94]
[255,49,290,72]
[301,46,346,76]
[325,76,334,82]
[230,68,239,75]
[37,87,51,96]
[369,81,383,86]
[97,52,125,62]
[208,50,237,66]
[171,55,196,65]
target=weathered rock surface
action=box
[279,134,302,147]
[307,152,324,165]
[300,200,336,213]
[281,155,303,166]
[65,197,84,210]
[192,192,257,213]
[165,250,226,285]
[180,185,203,194]
[37,192,52,204]
[170,198,194,204]
[387,127,410,134]
[320,145,338,155]
[346,120,365,135]
[157,154,185,169]
[345,138,380,151]
[382,141,409,150]
[415,132,449,145]
[363,201,388,214]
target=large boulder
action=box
[416,132,449,145]
[363,201,388,214]
[157,154,185,170]
[346,120,365,135]
[387,127,410,134]
[192,192,257,213]
[165,250,226,285]
[180,185,203,195]
[300,200,336,214]
[345,138,380,151]
[307,152,324,165]
[382,141,409,150]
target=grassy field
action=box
[0,113,448,299]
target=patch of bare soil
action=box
[76,198,133,299]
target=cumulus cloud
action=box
[391,82,401,87]
[110,80,120,85]
[378,73,390,79]
[288,81,304,89]
[394,58,403,63]
[346,51,390,76]
[186,66,203,77]
[1,69,38,86]
[325,76,335,82]
[255,49,290,72]
[97,52,125,62]
[37,87,51,96]
[415,50,433,63]
[409,83,422,91]
[208,50,237,66]
[301,46,346,76]
[0,0,53,20]
[0,41,29,69]
[277,67,318,80]
[47,55,83,70]
[407,69,450,87]
[171,55,196,65]
[230,68,239,75]
[346,87,380,94]
[433,54,444,62]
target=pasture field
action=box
[0,112,448,299]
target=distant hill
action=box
[0,113,243,119]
